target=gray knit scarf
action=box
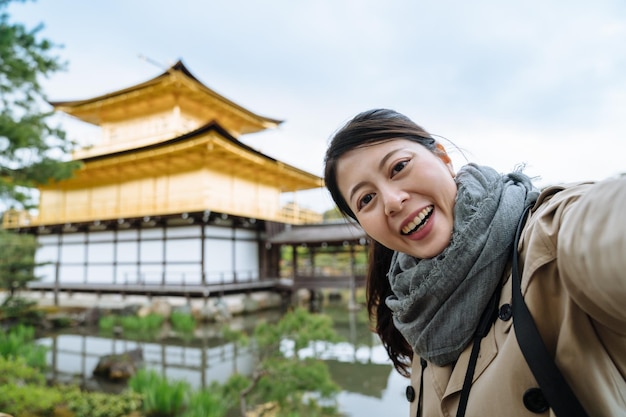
[385,163,538,366]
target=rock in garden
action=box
[92,348,144,380]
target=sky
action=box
[7,0,626,212]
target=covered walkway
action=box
[268,221,369,306]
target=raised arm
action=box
[558,176,626,333]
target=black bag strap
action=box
[512,205,590,417]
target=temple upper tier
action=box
[3,60,323,228]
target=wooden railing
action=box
[28,279,280,299]
[2,202,323,229]
[26,273,365,304]
[287,275,366,290]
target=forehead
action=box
[336,139,427,193]
[340,138,425,161]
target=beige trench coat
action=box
[407,178,626,417]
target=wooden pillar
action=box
[201,220,206,285]
[349,244,358,310]
[309,246,316,276]
[54,261,60,306]
[291,245,298,279]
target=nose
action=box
[383,187,408,216]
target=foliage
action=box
[221,372,250,401]
[129,368,237,417]
[0,352,61,416]
[0,309,346,417]
[0,383,63,416]
[0,323,47,368]
[255,307,339,354]
[225,307,341,417]
[181,385,232,417]
[98,313,164,338]
[0,291,42,324]
[252,358,339,416]
[0,0,81,209]
[170,310,196,333]
[322,207,344,221]
[0,229,42,308]
[222,324,250,346]
[62,386,142,417]
[0,325,142,417]
[0,355,45,385]
[119,313,164,333]
[279,243,368,278]
[98,314,116,331]
[128,368,189,417]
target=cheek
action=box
[438,174,458,207]
[356,215,387,243]
[443,184,457,208]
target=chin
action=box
[417,250,442,260]
[415,239,451,260]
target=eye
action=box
[391,160,409,177]
[357,193,374,210]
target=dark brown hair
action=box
[324,109,440,377]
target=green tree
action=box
[322,207,344,222]
[0,229,40,319]
[0,0,80,209]
[223,307,342,417]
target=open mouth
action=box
[401,205,434,235]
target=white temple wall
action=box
[34,222,262,285]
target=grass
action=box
[170,310,196,333]
[99,313,164,337]
[181,387,231,417]
[128,369,190,416]
[0,324,48,369]
[99,315,117,332]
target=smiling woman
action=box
[335,138,456,260]
[323,109,626,417]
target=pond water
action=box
[37,305,410,417]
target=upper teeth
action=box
[401,206,433,235]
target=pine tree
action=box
[0,228,39,319]
[0,0,80,210]
[223,308,342,417]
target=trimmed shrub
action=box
[0,383,62,416]
[63,387,142,417]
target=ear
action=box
[435,143,455,176]
[435,143,451,164]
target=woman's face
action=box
[336,139,457,259]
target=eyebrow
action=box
[347,148,405,204]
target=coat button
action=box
[405,385,416,402]
[523,388,549,413]
[498,303,513,321]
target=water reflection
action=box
[38,307,409,416]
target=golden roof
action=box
[73,121,323,192]
[49,60,281,135]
